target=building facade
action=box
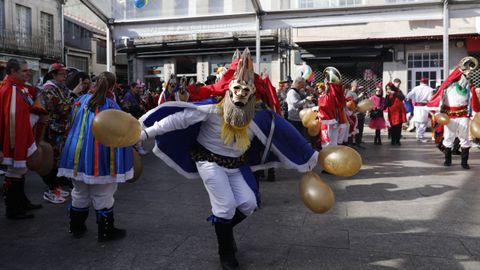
[77,0,480,93]
[64,14,107,77]
[292,3,480,94]
[114,0,282,90]
[63,0,108,77]
[0,0,63,85]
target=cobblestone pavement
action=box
[1,129,480,270]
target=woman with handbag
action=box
[369,86,387,145]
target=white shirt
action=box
[144,104,253,158]
[406,83,433,104]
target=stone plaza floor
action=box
[1,128,480,270]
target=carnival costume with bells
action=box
[139,49,318,270]
[318,67,348,147]
[0,75,46,219]
[427,57,480,169]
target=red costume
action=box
[188,58,281,112]
[0,76,37,167]
[318,83,347,125]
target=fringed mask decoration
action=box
[219,48,257,151]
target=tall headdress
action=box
[229,47,256,97]
[323,66,342,84]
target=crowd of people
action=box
[1,51,479,270]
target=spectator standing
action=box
[346,80,366,146]
[385,82,407,145]
[286,77,310,135]
[368,86,387,145]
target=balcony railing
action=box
[0,29,62,61]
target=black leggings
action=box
[390,124,402,144]
[375,129,381,142]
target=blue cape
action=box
[58,94,134,184]
[140,98,319,200]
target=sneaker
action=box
[55,187,70,198]
[43,190,66,204]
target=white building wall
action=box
[294,18,478,43]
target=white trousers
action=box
[443,117,471,148]
[415,121,428,140]
[71,180,118,210]
[196,161,257,220]
[322,123,347,147]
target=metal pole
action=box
[255,14,261,73]
[106,26,111,72]
[443,0,449,80]
[61,2,65,64]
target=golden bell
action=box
[473,113,480,124]
[128,150,143,183]
[36,142,54,176]
[471,121,480,139]
[27,145,43,172]
[92,109,142,147]
[299,108,310,121]
[307,119,320,136]
[356,99,374,113]
[346,100,357,111]
[301,110,317,128]
[318,145,362,177]
[435,113,450,125]
[299,172,335,214]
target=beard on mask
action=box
[222,90,256,127]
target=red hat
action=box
[420,77,429,84]
[48,63,66,74]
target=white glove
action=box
[140,130,149,141]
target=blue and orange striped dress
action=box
[57,94,134,184]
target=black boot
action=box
[3,178,34,219]
[214,222,238,270]
[453,138,461,155]
[19,177,42,210]
[230,210,247,253]
[461,147,470,169]
[96,207,126,242]
[69,205,89,238]
[444,147,452,166]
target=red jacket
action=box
[386,91,407,126]
[318,83,347,125]
[0,76,36,167]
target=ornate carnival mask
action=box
[459,56,479,79]
[323,66,342,84]
[228,48,256,107]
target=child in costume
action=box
[58,71,134,241]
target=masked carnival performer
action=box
[139,49,318,270]
[0,59,45,219]
[427,57,480,169]
[158,74,190,104]
[318,67,348,147]
[57,72,134,241]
